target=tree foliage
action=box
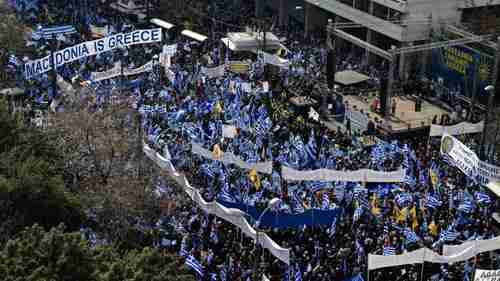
[0,99,84,244]
[0,224,195,281]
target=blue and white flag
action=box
[185,255,204,276]
[475,191,491,205]
[383,246,396,256]
[8,55,20,69]
[33,25,77,40]
[426,194,442,209]
[322,192,330,210]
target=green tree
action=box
[0,224,196,281]
[0,224,97,281]
[0,99,84,243]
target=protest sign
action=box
[474,269,500,281]
[25,28,162,79]
[440,133,500,183]
[90,61,153,82]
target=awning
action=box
[335,70,370,86]
[181,30,207,42]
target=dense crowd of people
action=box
[4,1,500,281]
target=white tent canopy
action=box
[181,30,208,42]
[223,32,282,52]
[335,70,370,86]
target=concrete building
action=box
[257,0,500,77]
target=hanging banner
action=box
[282,166,406,183]
[474,269,500,281]
[143,143,290,265]
[90,62,121,82]
[191,142,273,174]
[89,61,153,82]
[440,133,500,182]
[430,121,484,137]
[25,28,162,79]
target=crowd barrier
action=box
[368,235,500,270]
[191,142,273,174]
[218,201,339,229]
[143,144,290,265]
[281,166,406,183]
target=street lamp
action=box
[254,198,281,279]
[481,85,495,158]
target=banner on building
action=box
[474,269,500,281]
[440,133,500,182]
[430,121,484,137]
[430,44,495,105]
[25,28,162,79]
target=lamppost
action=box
[481,85,495,158]
[254,198,281,278]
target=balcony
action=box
[459,0,500,8]
[305,0,426,42]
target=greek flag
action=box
[295,266,302,281]
[34,25,77,40]
[185,255,204,277]
[353,207,363,222]
[383,246,396,256]
[200,163,216,178]
[322,192,330,210]
[458,199,474,214]
[440,228,458,242]
[475,192,491,205]
[403,228,420,244]
[327,217,337,238]
[179,238,189,257]
[426,194,442,209]
[219,183,237,203]
[395,193,413,207]
[8,55,20,68]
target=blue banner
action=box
[218,201,340,229]
[429,45,494,105]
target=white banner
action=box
[369,236,500,270]
[430,121,484,137]
[143,143,289,265]
[203,65,226,79]
[281,166,406,183]
[191,142,273,174]
[90,62,121,82]
[474,269,500,281]
[90,61,153,82]
[25,28,162,79]
[440,134,500,182]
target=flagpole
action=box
[419,249,426,281]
